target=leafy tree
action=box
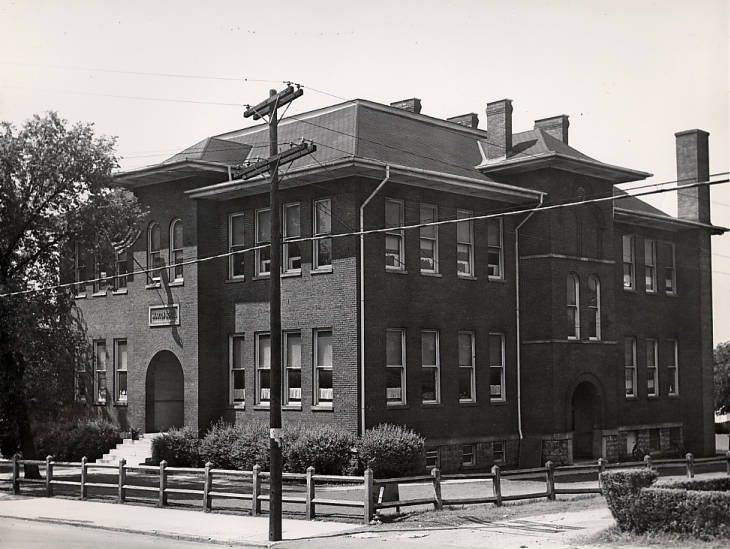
[0,112,144,469]
[714,341,730,415]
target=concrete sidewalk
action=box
[0,493,362,547]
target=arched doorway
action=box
[145,351,184,432]
[571,381,602,460]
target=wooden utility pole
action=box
[242,85,313,542]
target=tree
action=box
[714,341,730,415]
[0,112,144,467]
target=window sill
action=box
[421,402,442,408]
[311,405,333,412]
[567,336,579,341]
[386,268,408,275]
[488,276,506,283]
[225,277,245,284]
[91,291,107,297]
[458,274,477,280]
[253,274,271,280]
[490,399,507,405]
[94,402,107,407]
[665,292,678,297]
[458,400,478,407]
[282,404,302,411]
[74,293,87,299]
[253,404,270,410]
[112,289,128,295]
[230,405,246,411]
[386,403,409,409]
[168,280,184,287]
[145,282,161,290]
[114,402,128,407]
[420,271,441,277]
[647,395,659,399]
[281,271,302,279]
[588,337,601,342]
[623,287,636,293]
[625,395,637,400]
[311,267,333,275]
[668,393,679,398]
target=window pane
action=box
[489,335,502,366]
[386,331,402,365]
[420,239,436,270]
[257,210,271,242]
[315,200,331,234]
[488,250,501,277]
[173,221,183,248]
[285,205,300,237]
[316,332,332,367]
[316,238,332,267]
[385,235,401,267]
[646,341,656,366]
[318,369,333,403]
[487,219,500,246]
[421,369,436,402]
[259,335,271,368]
[420,204,436,237]
[233,337,244,369]
[457,220,470,243]
[287,369,301,402]
[231,215,245,247]
[458,369,472,400]
[286,242,301,270]
[118,342,127,370]
[489,367,502,397]
[457,244,471,274]
[117,372,127,400]
[421,332,437,366]
[622,235,633,262]
[386,368,403,403]
[258,247,271,274]
[233,370,245,402]
[458,334,472,367]
[385,200,402,227]
[259,370,270,401]
[287,334,302,368]
[567,275,577,304]
[625,368,634,394]
[624,338,634,365]
[97,372,107,403]
[150,225,160,251]
[96,343,107,370]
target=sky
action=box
[1,0,728,341]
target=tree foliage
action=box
[714,341,730,415]
[0,112,144,458]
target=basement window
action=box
[462,445,475,467]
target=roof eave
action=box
[114,160,232,187]
[614,207,728,235]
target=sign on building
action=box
[149,304,180,327]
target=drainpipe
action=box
[359,165,390,436]
[515,193,545,441]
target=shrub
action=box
[358,423,424,478]
[151,427,201,467]
[600,469,658,531]
[284,424,356,475]
[35,418,122,462]
[199,420,269,471]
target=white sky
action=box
[1,0,728,342]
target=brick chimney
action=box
[447,113,479,129]
[676,129,710,223]
[535,115,569,145]
[390,98,422,114]
[485,99,512,160]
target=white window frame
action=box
[256,333,271,405]
[283,331,302,406]
[458,331,476,403]
[456,209,474,277]
[313,198,333,272]
[667,339,679,396]
[255,208,271,277]
[169,218,184,282]
[419,203,439,274]
[114,249,128,291]
[587,274,601,340]
[147,222,162,283]
[94,340,107,405]
[492,440,506,463]
[420,330,440,404]
[489,333,506,402]
[567,273,580,340]
[646,338,658,397]
[462,444,475,467]
[75,353,88,403]
[114,339,128,403]
[622,234,635,290]
[487,218,504,279]
[644,239,656,293]
[282,203,302,274]
[425,449,439,470]
[624,336,637,398]
[385,198,405,271]
[73,242,86,296]
[229,334,245,408]
[663,242,677,295]
[386,328,406,406]
[313,329,333,407]
[92,254,110,295]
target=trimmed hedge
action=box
[358,423,424,478]
[151,427,201,467]
[601,469,730,538]
[36,419,122,462]
[199,420,269,471]
[284,424,356,475]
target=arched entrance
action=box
[145,351,184,432]
[570,381,602,460]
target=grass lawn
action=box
[585,526,730,548]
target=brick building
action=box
[70,97,725,471]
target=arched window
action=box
[147,222,161,282]
[170,219,183,282]
[587,275,601,340]
[567,273,580,339]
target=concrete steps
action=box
[96,433,159,466]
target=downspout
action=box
[359,165,390,435]
[515,193,545,441]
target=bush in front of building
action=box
[35,418,122,462]
[151,426,202,467]
[600,469,658,531]
[357,423,425,478]
[284,424,356,475]
[199,420,269,471]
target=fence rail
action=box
[1,451,729,523]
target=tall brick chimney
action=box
[485,99,512,160]
[390,98,422,114]
[676,129,710,223]
[535,115,569,145]
[447,113,479,129]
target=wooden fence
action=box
[1,451,729,523]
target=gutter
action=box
[359,165,390,435]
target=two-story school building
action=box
[69,96,726,471]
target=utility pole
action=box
[242,85,314,542]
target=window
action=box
[284,332,302,406]
[314,330,333,407]
[456,209,474,276]
[646,339,658,397]
[228,213,245,279]
[73,243,86,295]
[587,275,601,340]
[649,429,660,451]
[114,340,128,403]
[667,339,679,395]
[147,223,162,283]
[644,239,656,293]
[624,337,637,397]
[458,332,476,403]
[75,360,88,403]
[421,331,440,404]
[256,333,271,405]
[114,249,128,291]
[385,199,405,270]
[313,199,332,271]
[419,204,438,273]
[256,209,271,277]
[567,273,580,339]
[622,234,634,290]
[93,254,111,294]
[489,333,505,401]
[94,340,107,404]
[492,441,505,463]
[229,335,245,408]
[386,329,406,405]
[462,444,475,467]
[282,203,302,274]
[425,449,439,470]
[169,219,183,282]
[487,218,503,279]
[669,426,681,449]
[660,242,676,294]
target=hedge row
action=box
[35,419,122,462]
[151,422,423,477]
[601,469,730,538]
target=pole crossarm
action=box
[235,141,316,180]
[244,85,303,120]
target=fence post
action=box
[545,461,555,501]
[158,460,167,508]
[685,452,694,478]
[305,466,316,520]
[11,454,20,494]
[203,462,212,513]
[491,465,502,506]
[80,457,87,500]
[251,464,261,516]
[363,467,374,524]
[431,467,443,511]
[118,458,126,503]
[644,455,653,470]
[45,456,53,497]
[597,458,606,490]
